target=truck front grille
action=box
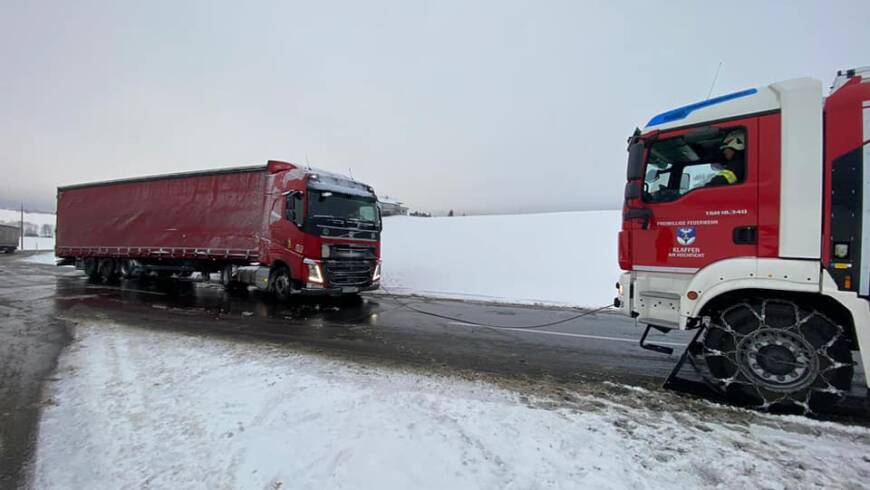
[329,244,376,260]
[324,260,375,287]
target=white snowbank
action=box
[380,211,621,307]
[22,252,57,265]
[22,236,55,251]
[35,323,870,489]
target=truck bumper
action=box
[300,281,380,296]
[614,271,634,317]
[615,270,692,330]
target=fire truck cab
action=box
[615,67,870,411]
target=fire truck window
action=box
[643,129,746,203]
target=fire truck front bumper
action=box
[614,272,635,318]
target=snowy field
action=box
[380,211,621,308]
[0,208,56,227]
[21,236,55,250]
[34,321,870,489]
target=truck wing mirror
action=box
[624,207,653,229]
[285,191,304,227]
[624,181,642,200]
[626,142,645,180]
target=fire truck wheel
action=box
[83,258,100,281]
[692,298,853,413]
[270,266,293,302]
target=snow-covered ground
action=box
[380,211,621,308]
[21,236,55,251]
[22,252,58,265]
[35,321,870,489]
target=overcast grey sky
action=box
[2,0,869,214]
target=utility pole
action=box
[20,204,24,250]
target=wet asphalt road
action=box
[1,253,702,487]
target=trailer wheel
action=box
[270,266,293,302]
[691,298,853,413]
[83,258,100,280]
[119,260,135,279]
[98,258,119,284]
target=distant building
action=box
[378,197,408,216]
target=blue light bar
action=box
[645,88,758,127]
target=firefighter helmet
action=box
[720,130,746,151]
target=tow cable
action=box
[378,284,614,330]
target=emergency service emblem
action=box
[676,227,696,246]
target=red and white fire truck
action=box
[615,67,870,411]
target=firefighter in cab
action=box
[708,130,745,186]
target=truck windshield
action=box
[308,190,379,225]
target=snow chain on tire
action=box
[688,298,853,414]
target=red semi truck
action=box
[615,67,870,411]
[56,160,382,299]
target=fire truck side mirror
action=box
[624,181,642,200]
[626,142,645,180]
[624,207,653,229]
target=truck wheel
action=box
[691,298,853,413]
[119,260,135,279]
[270,266,293,302]
[98,259,119,284]
[220,265,235,289]
[84,258,100,281]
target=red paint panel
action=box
[630,117,761,270]
[823,77,869,265]
[618,229,631,270]
[56,169,268,259]
[757,113,781,257]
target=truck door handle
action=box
[733,226,757,245]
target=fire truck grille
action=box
[324,260,375,287]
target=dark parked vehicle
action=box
[0,224,18,253]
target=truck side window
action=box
[643,127,746,203]
[285,193,304,227]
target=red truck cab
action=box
[257,161,382,298]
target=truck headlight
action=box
[321,243,331,258]
[372,262,381,281]
[304,259,324,284]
